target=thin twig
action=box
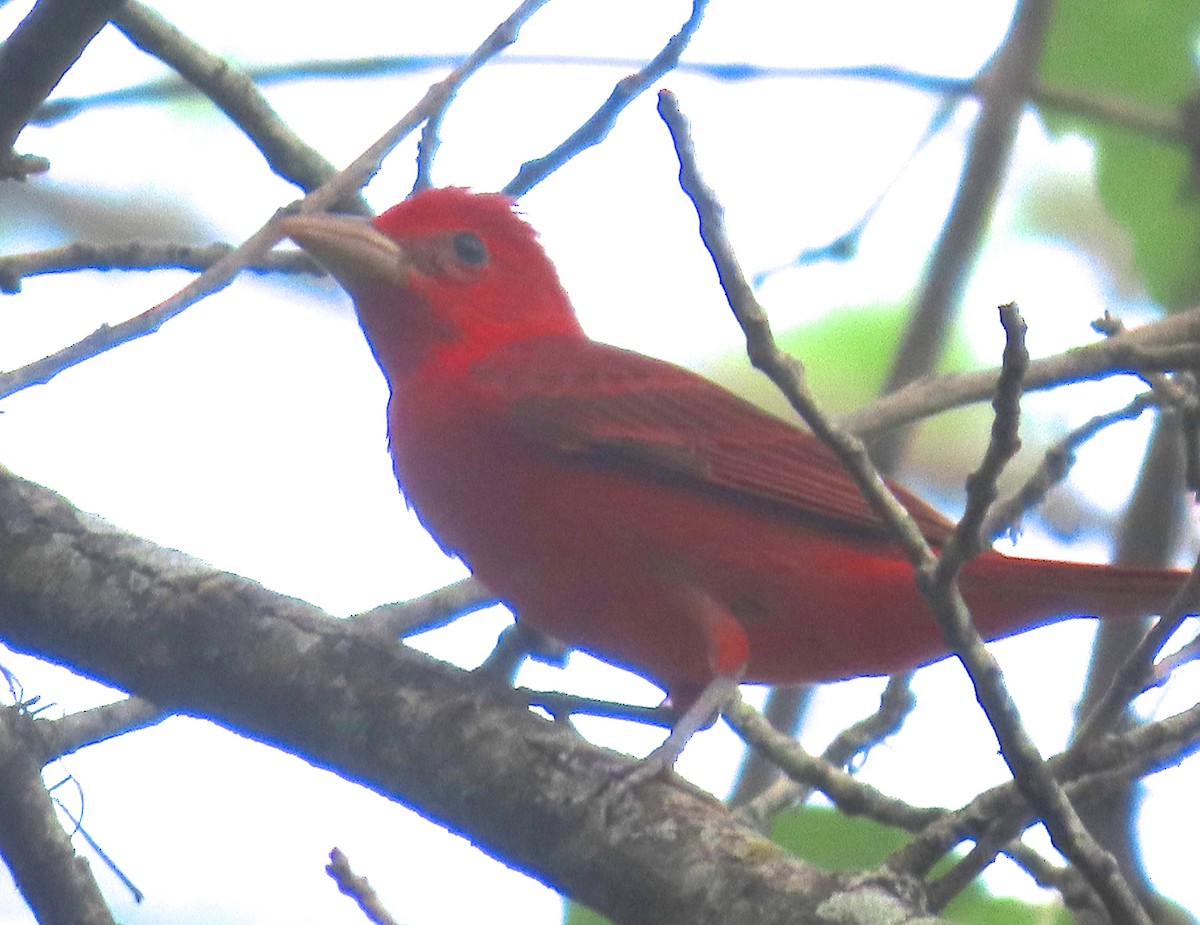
[890,700,1200,882]
[0,0,552,402]
[657,88,930,556]
[349,577,498,639]
[51,797,145,904]
[413,107,447,194]
[736,674,915,827]
[725,693,933,831]
[504,0,710,197]
[0,242,321,294]
[837,303,1200,436]
[522,689,676,727]
[31,55,1184,150]
[919,306,1152,925]
[870,0,1052,471]
[981,391,1159,541]
[726,684,813,809]
[112,1,366,212]
[938,303,1028,571]
[326,848,401,925]
[29,58,969,127]
[1071,551,1200,747]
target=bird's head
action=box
[282,187,583,379]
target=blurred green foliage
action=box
[566,805,1071,925]
[1039,0,1200,309]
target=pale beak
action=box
[279,212,411,299]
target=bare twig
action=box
[35,697,167,763]
[905,699,1200,908]
[29,58,969,127]
[887,709,1200,916]
[726,684,813,809]
[413,108,447,194]
[504,0,710,197]
[1035,82,1181,144]
[51,797,145,905]
[522,689,675,727]
[658,88,928,554]
[112,1,366,213]
[0,0,124,177]
[939,303,1029,569]
[0,0,552,402]
[725,693,934,831]
[870,0,1052,471]
[349,577,498,639]
[1071,552,1200,746]
[981,391,1159,541]
[0,706,117,924]
[31,54,1185,150]
[837,303,1200,436]
[736,674,915,826]
[326,848,402,925]
[919,305,1152,925]
[0,242,321,294]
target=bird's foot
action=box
[587,672,742,823]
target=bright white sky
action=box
[1,1,1197,923]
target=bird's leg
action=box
[616,589,749,788]
[620,670,744,788]
[584,670,742,828]
[582,589,748,821]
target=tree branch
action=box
[504,0,710,198]
[0,705,116,925]
[0,0,125,177]
[111,2,367,213]
[838,304,1200,436]
[0,241,320,294]
[0,0,551,402]
[0,464,954,925]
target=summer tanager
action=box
[283,187,1185,753]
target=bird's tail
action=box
[961,553,1191,643]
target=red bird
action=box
[283,188,1184,755]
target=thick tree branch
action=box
[34,697,167,763]
[0,706,116,925]
[0,0,125,178]
[0,464,956,925]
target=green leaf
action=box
[769,806,1071,925]
[701,302,975,417]
[1038,0,1200,308]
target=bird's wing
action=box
[470,337,956,545]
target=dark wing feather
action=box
[471,337,956,544]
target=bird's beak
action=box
[280,212,411,299]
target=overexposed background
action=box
[1,1,1197,922]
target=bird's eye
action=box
[452,232,488,266]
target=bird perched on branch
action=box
[283,187,1186,767]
